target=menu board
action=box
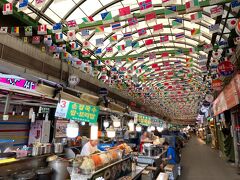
[55,119,68,138]
[55,99,100,123]
[134,113,152,126]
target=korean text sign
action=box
[55,99,99,123]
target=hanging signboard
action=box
[151,117,161,127]
[0,74,36,91]
[223,79,239,109]
[213,91,227,116]
[134,113,152,126]
[217,61,234,76]
[55,99,100,123]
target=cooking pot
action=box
[49,158,69,180]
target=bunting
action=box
[153,24,164,34]
[2,3,13,15]
[101,11,114,24]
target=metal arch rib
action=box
[35,0,54,21]
[63,0,87,20]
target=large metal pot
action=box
[48,158,69,180]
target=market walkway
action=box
[179,136,239,180]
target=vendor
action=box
[139,132,152,153]
[80,140,99,156]
[162,141,177,164]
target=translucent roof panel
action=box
[18,0,234,121]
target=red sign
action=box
[217,61,234,76]
[213,92,227,116]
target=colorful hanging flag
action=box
[117,45,125,52]
[175,32,185,40]
[119,6,132,20]
[203,44,213,53]
[172,18,183,29]
[106,47,113,54]
[38,24,47,35]
[43,35,52,46]
[94,60,103,67]
[53,53,60,59]
[125,40,132,47]
[123,32,132,40]
[210,6,224,18]
[190,11,202,23]
[165,6,177,18]
[101,11,114,24]
[49,45,56,53]
[52,23,62,33]
[231,0,240,13]
[55,32,63,42]
[162,0,176,6]
[24,26,32,36]
[234,37,240,45]
[139,0,153,14]
[137,56,144,61]
[35,0,45,7]
[96,38,104,46]
[67,20,77,30]
[0,27,8,33]
[95,48,102,55]
[11,27,19,35]
[126,57,134,63]
[191,28,201,36]
[145,12,156,23]
[67,31,76,41]
[32,36,40,44]
[145,39,154,46]
[185,0,200,13]
[218,40,228,48]
[111,22,121,31]
[208,24,220,33]
[70,41,80,51]
[2,3,13,15]
[82,16,94,23]
[95,26,104,34]
[226,48,235,56]
[82,40,91,48]
[128,17,138,28]
[110,35,118,44]
[132,41,140,49]
[18,0,28,12]
[82,50,91,57]
[81,29,90,38]
[23,37,28,43]
[162,52,169,59]
[138,28,147,37]
[227,18,237,30]
[160,35,169,43]
[153,24,163,34]
[149,52,156,60]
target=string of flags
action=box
[0,0,238,115]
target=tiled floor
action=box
[179,136,240,180]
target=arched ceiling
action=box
[11,0,237,122]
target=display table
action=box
[117,164,148,180]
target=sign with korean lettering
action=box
[0,74,36,90]
[55,99,99,123]
[134,113,152,126]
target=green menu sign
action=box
[134,114,152,126]
[55,99,99,123]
